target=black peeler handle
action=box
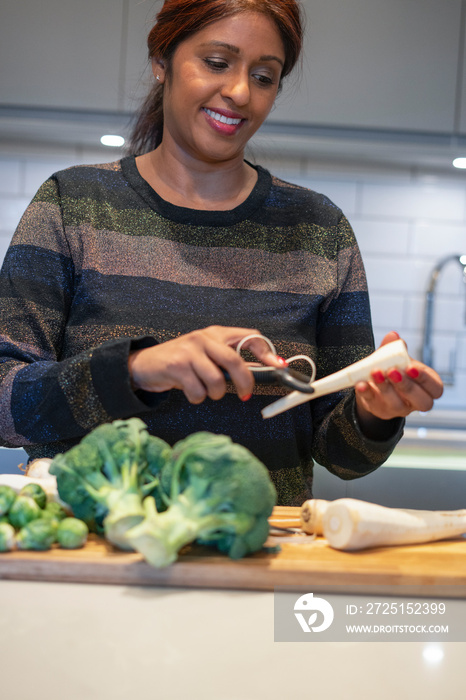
[223,366,314,394]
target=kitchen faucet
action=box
[421,253,466,384]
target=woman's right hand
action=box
[128,325,283,404]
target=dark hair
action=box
[127,0,304,154]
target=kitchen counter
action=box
[2,580,465,700]
[2,506,466,699]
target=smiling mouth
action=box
[203,108,243,126]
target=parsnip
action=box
[26,458,53,479]
[321,498,466,551]
[262,338,410,418]
[300,499,330,535]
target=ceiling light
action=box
[452,157,466,169]
[100,134,125,147]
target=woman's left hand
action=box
[354,331,444,426]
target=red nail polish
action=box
[372,370,385,384]
[406,367,419,379]
[277,356,288,367]
[240,393,252,402]
[388,369,403,383]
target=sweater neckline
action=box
[120,155,271,226]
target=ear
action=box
[151,57,166,84]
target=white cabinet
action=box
[273,0,462,133]
[0,0,463,136]
[0,0,124,111]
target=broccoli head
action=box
[125,432,277,567]
[49,418,171,548]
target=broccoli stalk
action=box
[49,418,171,550]
[125,432,277,567]
[125,488,255,568]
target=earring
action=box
[156,75,160,81]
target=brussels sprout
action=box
[16,518,57,550]
[19,483,47,510]
[8,495,42,529]
[0,485,17,516]
[41,501,68,523]
[56,517,89,549]
[0,522,15,552]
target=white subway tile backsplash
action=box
[405,294,466,335]
[457,335,466,370]
[0,197,31,232]
[0,159,22,195]
[352,219,410,255]
[24,158,79,197]
[437,370,466,410]
[411,222,466,258]
[423,334,462,376]
[288,176,359,217]
[368,293,405,330]
[423,297,466,333]
[404,296,429,336]
[360,182,466,222]
[0,234,13,265]
[421,262,466,297]
[364,256,431,294]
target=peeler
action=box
[223,365,315,394]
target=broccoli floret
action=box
[56,518,89,549]
[125,432,277,567]
[49,418,171,549]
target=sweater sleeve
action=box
[0,177,167,449]
[309,214,404,479]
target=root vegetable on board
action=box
[300,498,466,551]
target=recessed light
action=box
[100,134,125,147]
[452,157,466,169]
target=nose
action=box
[221,68,250,106]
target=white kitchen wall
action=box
[1,142,465,411]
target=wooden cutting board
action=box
[1,507,466,596]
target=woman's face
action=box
[155,12,285,166]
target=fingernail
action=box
[406,367,420,379]
[372,370,385,384]
[240,393,252,402]
[388,369,402,383]
[277,356,288,367]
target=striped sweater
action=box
[0,157,403,505]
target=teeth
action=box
[205,108,241,125]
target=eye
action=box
[253,73,274,86]
[204,58,228,71]
[252,71,279,88]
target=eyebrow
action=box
[200,41,284,67]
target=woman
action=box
[0,0,442,505]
